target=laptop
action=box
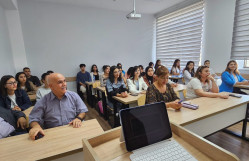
[119,102,197,161]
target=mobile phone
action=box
[229,94,242,98]
[178,100,183,104]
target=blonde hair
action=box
[155,66,169,77]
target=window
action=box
[156,0,204,69]
[231,0,249,62]
[244,60,249,68]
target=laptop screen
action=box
[120,102,172,151]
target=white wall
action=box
[17,0,154,79]
[202,0,236,73]
[0,4,15,77]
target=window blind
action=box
[156,1,204,69]
[231,0,249,60]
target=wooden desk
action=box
[28,94,36,101]
[23,106,34,127]
[173,84,186,92]
[113,93,145,107]
[234,84,249,90]
[167,95,249,137]
[83,123,239,161]
[0,119,104,161]
[86,81,100,107]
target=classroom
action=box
[0,0,249,161]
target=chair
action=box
[137,94,146,106]
[176,89,186,100]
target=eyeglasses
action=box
[6,81,18,86]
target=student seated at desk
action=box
[155,59,161,72]
[220,60,249,94]
[76,64,92,95]
[125,67,133,79]
[90,64,99,81]
[127,66,148,95]
[106,66,128,107]
[183,61,195,84]
[117,65,127,85]
[0,75,32,111]
[23,67,41,87]
[170,59,181,76]
[100,65,110,87]
[186,66,229,99]
[29,73,88,140]
[16,72,37,95]
[0,105,27,139]
[146,66,182,110]
[36,73,51,101]
[204,60,216,76]
[139,65,146,77]
[143,66,155,86]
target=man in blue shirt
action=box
[76,64,91,95]
[28,73,88,140]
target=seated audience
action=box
[23,67,41,87]
[106,66,128,106]
[146,66,181,110]
[16,72,37,95]
[100,65,110,87]
[0,75,31,111]
[154,59,161,72]
[183,61,195,84]
[143,66,155,86]
[170,59,181,75]
[29,73,88,140]
[204,60,216,76]
[117,65,127,84]
[36,73,51,101]
[149,62,154,69]
[46,70,54,74]
[127,66,148,95]
[117,63,125,76]
[139,65,146,76]
[220,60,249,93]
[125,67,134,79]
[186,66,229,99]
[76,64,91,95]
[0,105,27,139]
[90,64,99,81]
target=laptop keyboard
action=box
[130,139,197,161]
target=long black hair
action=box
[170,59,180,74]
[130,66,141,81]
[0,75,15,97]
[145,66,154,85]
[109,66,122,83]
[155,59,161,71]
[91,64,99,73]
[183,61,195,77]
[102,65,110,72]
[15,72,32,92]
[126,67,134,78]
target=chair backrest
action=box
[93,81,100,88]
[176,89,186,100]
[137,94,146,106]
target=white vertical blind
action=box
[156,1,204,68]
[231,0,249,60]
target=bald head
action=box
[48,73,64,85]
[48,73,67,98]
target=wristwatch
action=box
[76,116,83,121]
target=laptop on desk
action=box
[119,102,197,161]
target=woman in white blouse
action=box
[127,66,148,95]
[170,59,181,75]
[183,61,195,84]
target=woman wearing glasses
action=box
[146,66,181,110]
[127,66,148,95]
[0,75,32,111]
[186,66,229,99]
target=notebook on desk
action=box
[119,102,197,161]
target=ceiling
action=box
[31,0,186,14]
